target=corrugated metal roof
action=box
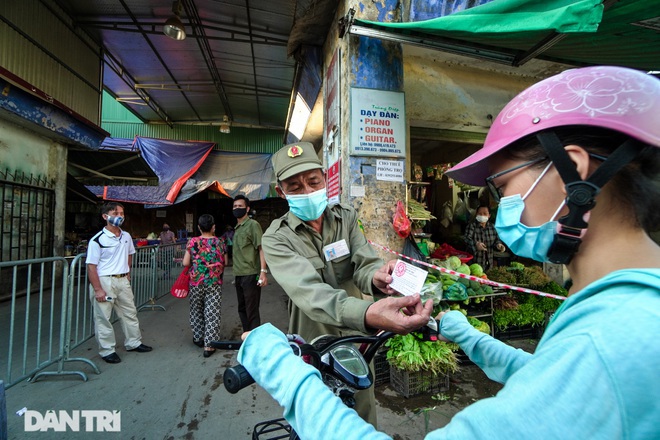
[55,0,300,129]
[101,90,284,153]
[101,122,284,154]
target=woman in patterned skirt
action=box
[183,214,227,358]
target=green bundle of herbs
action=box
[407,199,436,221]
[385,333,459,376]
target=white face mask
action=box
[475,215,489,224]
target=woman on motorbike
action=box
[236,66,660,439]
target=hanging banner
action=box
[350,88,406,157]
[326,160,341,205]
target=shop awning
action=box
[345,0,660,71]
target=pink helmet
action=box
[446,66,660,186]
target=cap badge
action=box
[288,145,303,158]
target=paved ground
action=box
[4,266,535,439]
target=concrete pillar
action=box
[50,142,68,256]
[329,0,407,260]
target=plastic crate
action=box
[389,366,450,398]
[494,324,542,340]
[373,347,390,386]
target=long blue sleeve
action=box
[238,269,660,440]
[439,311,532,383]
[430,269,660,439]
[237,323,390,440]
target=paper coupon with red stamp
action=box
[389,259,428,296]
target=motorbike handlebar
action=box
[209,340,242,350]
[223,364,255,394]
[214,317,441,395]
[206,341,256,393]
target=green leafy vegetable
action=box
[456,264,471,275]
[385,333,459,375]
[468,263,484,277]
[493,302,545,330]
[467,316,490,334]
[447,256,462,270]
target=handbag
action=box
[171,267,190,298]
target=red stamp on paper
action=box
[394,261,406,277]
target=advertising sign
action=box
[376,160,404,182]
[350,88,405,157]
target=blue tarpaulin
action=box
[168,151,274,206]
[89,137,274,206]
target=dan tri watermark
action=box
[18,408,121,432]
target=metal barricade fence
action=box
[0,257,97,389]
[131,245,160,311]
[1,242,184,389]
[132,242,186,311]
[67,255,95,351]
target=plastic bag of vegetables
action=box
[420,281,444,305]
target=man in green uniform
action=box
[262,142,433,425]
[232,194,269,332]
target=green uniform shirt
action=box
[262,203,385,341]
[233,218,263,276]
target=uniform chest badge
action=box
[288,145,303,157]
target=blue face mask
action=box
[284,188,328,221]
[494,163,564,263]
[106,215,125,227]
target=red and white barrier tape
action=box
[368,240,566,301]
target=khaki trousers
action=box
[353,360,377,427]
[354,386,377,427]
[90,277,142,357]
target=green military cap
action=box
[272,142,323,181]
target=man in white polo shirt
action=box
[86,202,153,364]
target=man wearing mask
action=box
[86,202,153,364]
[262,142,433,425]
[464,205,506,270]
[232,195,268,332]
